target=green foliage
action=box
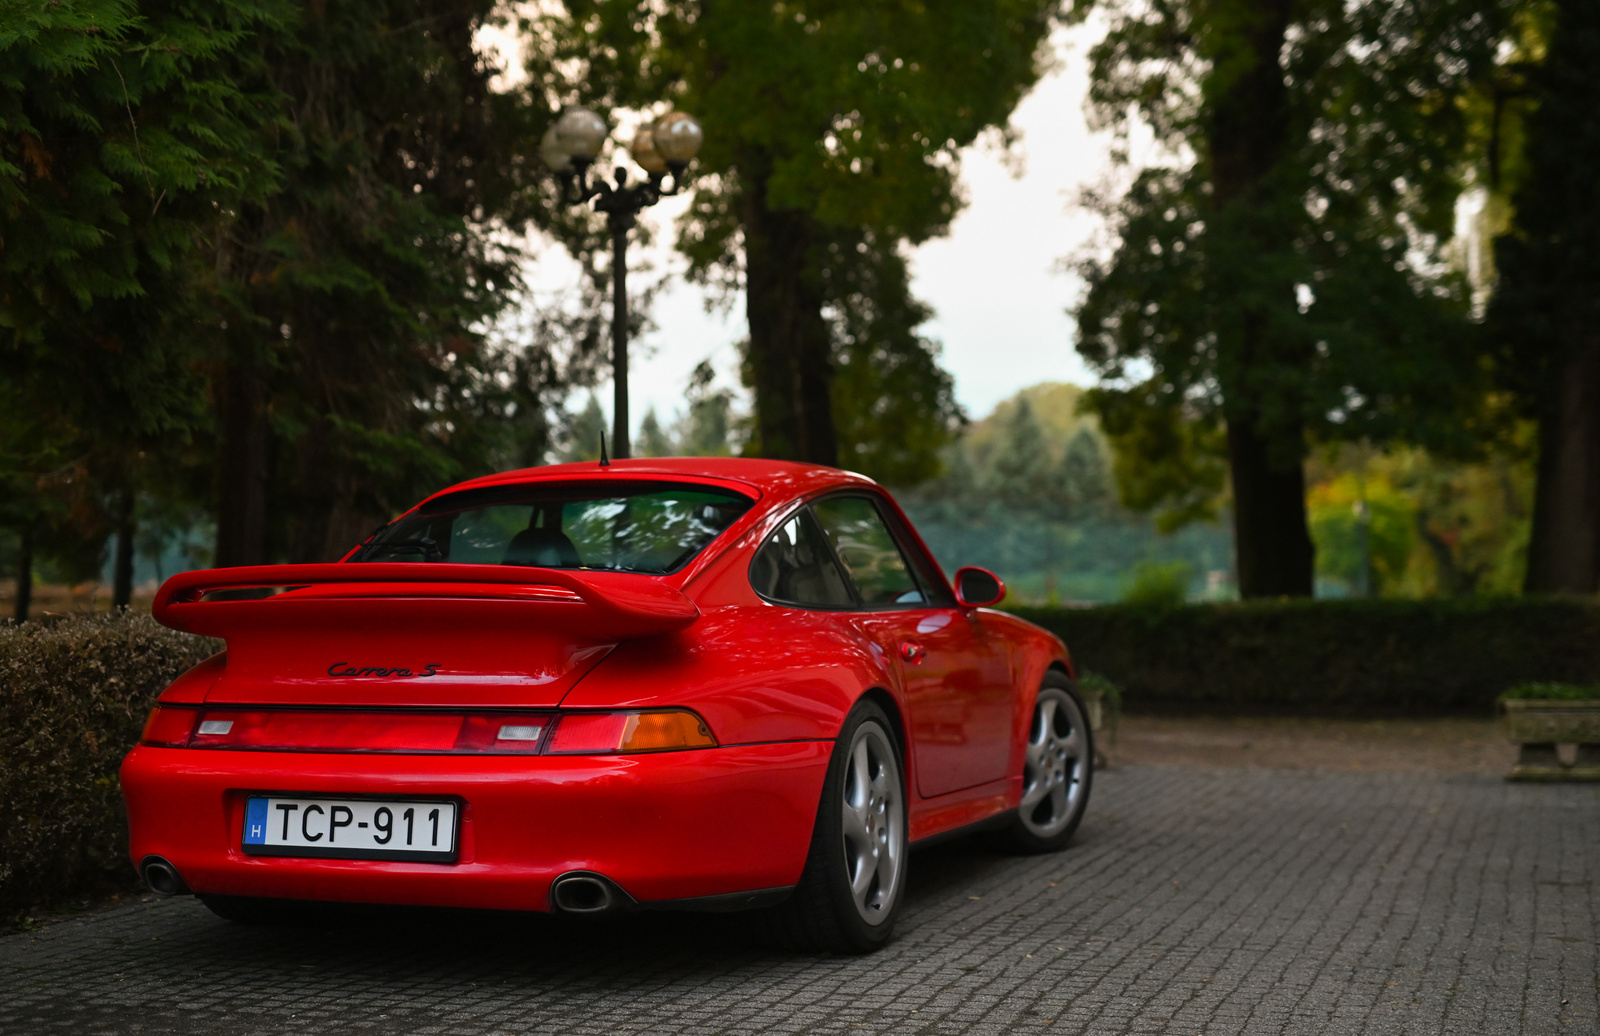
[1087,384,1228,532]
[1,0,287,579]
[206,0,562,561]
[1071,0,1512,536]
[1306,474,1415,594]
[901,383,1234,604]
[1499,682,1600,702]
[1012,596,1600,715]
[1488,0,1600,408]
[677,360,737,457]
[637,408,673,459]
[1074,668,1123,739]
[527,0,1049,480]
[559,395,608,463]
[826,239,960,483]
[0,614,218,914]
[626,362,741,459]
[1483,1,1600,593]
[1303,442,1534,597]
[1119,560,1194,608]
[1,0,284,341]
[2,0,592,578]
[1059,427,1114,520]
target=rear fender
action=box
[157,651,229,704]
[558,604,892,747]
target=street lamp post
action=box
[541,107,704,460]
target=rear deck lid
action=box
[152,563,698,708]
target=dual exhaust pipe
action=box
[549,871,633,914]
[140,856,191,897]
[141,856,631,916]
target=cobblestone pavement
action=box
[3,765,1595,1035]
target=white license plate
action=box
[242,796,458,862]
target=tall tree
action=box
[1072,0,1509,596]
[529,0,1047,474]
[203,0,551,566]
[2,0,286,604]
[1058,426,1112,519]
[1488,0,1600,593]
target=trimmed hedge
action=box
[1010,597,1600,717]
[0,615,217,916]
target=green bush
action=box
[1011,597,1600,717]
[0,615,217,916]
[1499,682,1600,702]
[1119,560,1194,608]
[1075,669,1123,742]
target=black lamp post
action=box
[542,107,704,460]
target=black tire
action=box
[997,671,1094,854]
[765,698,908,954]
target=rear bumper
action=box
[120,741,830,911]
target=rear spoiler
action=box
[152,563,700,641]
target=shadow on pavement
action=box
[135,832,1027,984]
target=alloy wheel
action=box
[1019,688,1088,839]
[840,721,904,925]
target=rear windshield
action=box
[354,481,755,575]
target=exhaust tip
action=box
[140,856,190,897]
[550,872,632,914]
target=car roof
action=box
[429,457,880,506]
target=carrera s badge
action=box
[326,662,442,678]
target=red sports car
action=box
[122,458,1093,952]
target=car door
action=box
[809,495,1013,798]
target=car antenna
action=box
[599,431,610,468]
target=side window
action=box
[749,511,857,609]
[810,496,927,607]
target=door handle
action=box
[900,641,925,663]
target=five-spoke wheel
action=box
[840,720,904,924]
[767,699,907,953]
[1001,673,1093,852]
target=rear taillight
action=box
[182,709,551,754]
[141,707,713,754]
[141,706,200,747]
[452,715,548,754]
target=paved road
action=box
[3,766,1595,1035]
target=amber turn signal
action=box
[546,710,716,754]
[620,710,717,752]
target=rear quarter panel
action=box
[556,603,887,747]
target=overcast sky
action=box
[514,23,1121,432]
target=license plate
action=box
[242,795,459,863]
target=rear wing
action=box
[152,563,700,642]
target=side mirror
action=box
[954,566,1005,609]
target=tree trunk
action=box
[13,525,32,623]
[740,154,837,466]
[285,415,331,565]
[1227,418,1315,597]
[1524,340,1600,592]
[1207,0,1313,598]
[112,489,135,609]
[215,354,271,567]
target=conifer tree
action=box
[637,408,673,458]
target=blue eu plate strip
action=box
[244,797,269,844]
